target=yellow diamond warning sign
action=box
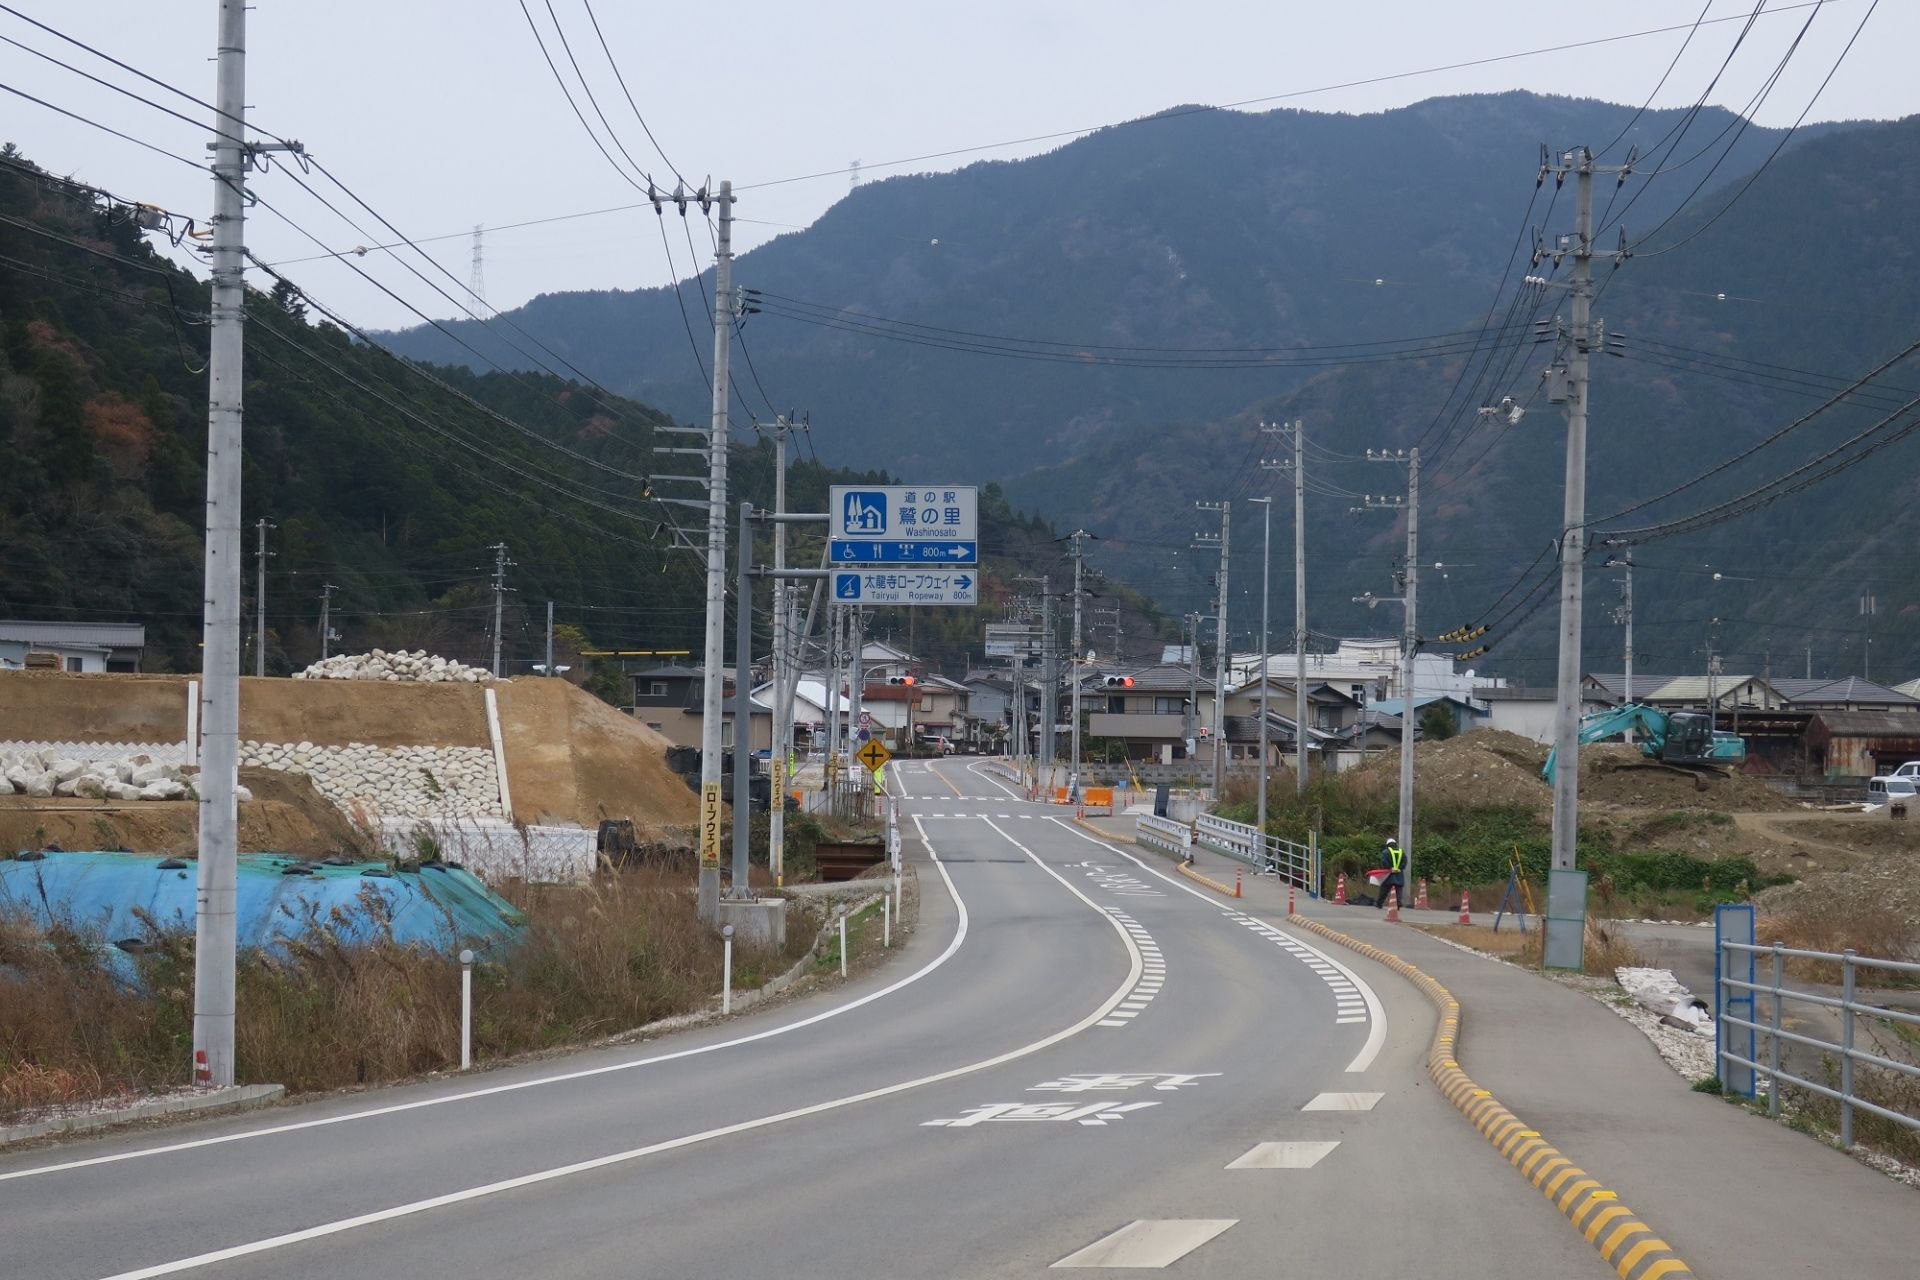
[856,739,892,773]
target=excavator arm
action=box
[1541,704,1671,783]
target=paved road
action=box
[0,759,1606,1278]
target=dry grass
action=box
[0,866,821,1118]
[1415,916,1643,978]
[1756,895,1919,984]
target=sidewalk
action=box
[1085,816,1920,1279]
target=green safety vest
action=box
[1386,845,1405,873]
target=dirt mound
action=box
[1357,729,1551,810]
[0,769,371,858]
[1577,744,1795,811]
[493,679,695,832]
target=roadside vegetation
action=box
[0,865,821,1120]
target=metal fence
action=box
[1715,903,1920,1149]
[1136,814,1192,859]
[1191,813,1319,896]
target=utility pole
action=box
[1263,420,1309,796]
[824,604,841,789]
[697,180,735,920]
[1194,503,1230,794]
[1360,447,1419,896]
[1614,550,1634,705]
[544,600,555,676]
[1251,496,1274,839]
[768,414,793,885]
[1184,611,1201,768]
[847,607,864,757]
[319,582,338,661]
[1537,144,1628,961]
[1860,593,1877,682]
[252,517,272,677]
[1024,577,1055,770]
[1805,634,1814,681]
[488,542,511,679]
[192,0,250,1089]
[1067,530,1091,797]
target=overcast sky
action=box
[2,1,1909,331]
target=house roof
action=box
[1477,686,1556,702]
[1228,674,1362,706]
[0,621,146,648]
[1222,712,1335,746]
[1786,677,1918,707]
[1370,694,1482,717]
[1639,676,1760,704]
[629,664,703,680]
[1806,710,1920,737]
[1103,664,1213,694]
[1584,673,1679,702]
[1894,678,1920,700]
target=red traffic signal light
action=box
[1101,676,1136,688]
[887,675,916,686]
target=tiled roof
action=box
[1786,677,1918,706]
[0,621,145,648]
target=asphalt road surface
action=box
[1,758,1610,1278]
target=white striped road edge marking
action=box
[4,806,982,1187]
[1095,908,1164,1028]
[85,815,1144,1280]
[967,757,1029,801]
[1045,818,1387,1073]
[1302,1092,1383,1111]
[1231,916,1370,1024]
[1052,1219,1238,1269]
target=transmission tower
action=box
[469,224,486,303]
[849,160,861,191]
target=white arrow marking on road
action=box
[85,815,1143,1280]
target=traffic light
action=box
[1101,676,1136,688]
[887,675,917,686]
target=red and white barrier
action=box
[1234,867,1243,899]
[1416,878,1430,910]
[1458,890,1472,925]
[1288,884,1297,916]
[1334,872,1347,904]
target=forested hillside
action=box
[0,149,1137,685]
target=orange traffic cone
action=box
[1385,887,1401,922]
[1334,872,1347,904]
[1416,878,1430,910]
[1458,890,1472,925]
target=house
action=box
[909,675,970,748]
[625,664,769,751]
[1582,673,1680,706]
[1804,711,1920,782]
[0,621,146,673]
[1237,638,1488,706]
[1224,674,1364,733]
[1369,694,1488,734]
[1084,664,1215,763]
[1777,677,1919,714]
[1330,708,1410,772]
[1638,675,1788,713]
[1478,686,1559,742]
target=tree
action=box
[1418,703,1458,741]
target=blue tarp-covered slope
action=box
[0,852,526,955]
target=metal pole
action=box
[1768,942,1784,1118]
[1069,531,1087,798]
[544,600,554,675]
[730,501,753,899]
[721,925,734,1015]
[1622,552,1634,704]
[838,906,848,978]
[458,948,474,1070]
[252,518,268,677]
[1185,611,1199,770]
[1399,448,1419,897]
[192,0,247,1089]
[1547,148,1595,966]
[883,891,891,948]
[1294,421,1307,797]
[1212,505,1230,795]
[770,417,788,885]
[1839,947,1857,1148]
[823,604,840,795]
[847,608,863,761]
[489,542,507,679]
[319,583,335,661]
[1254,497,1272,840]
[1040,578,1056,772]
[698,181,735,919]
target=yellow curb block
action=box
[1174,860,1238,898]
[1285,912,1695,1280]
[1070,815,1136,844]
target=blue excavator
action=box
[1542,704,1746,785]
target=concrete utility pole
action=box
[1184,611,1201,766]
[251,518,271,677]
[697,180,735,920]
[192,0,249,1089]
[1538,144,1626,961]
[731,502,753,898]
[488,542,511,678]
[1038,578,1056,769]
[1608,549,1634,704]
[318,582,337,661]
[1067,530,1091,796]
[1361,447,1419,894]
[1263,420,1309,796]
[769,415,791,885]
[846,607,863,758]
[824,603,841,788]
[1251,496,1274,838]
[1194,502,1230,794]
[544,600,555,676]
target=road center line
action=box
[1044,817,1387,1073]
[86,814,1143,1280]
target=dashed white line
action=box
[1302,1091,1383,1112]
[1053,1219,1237,1269]
[1227,1140,1340,1170]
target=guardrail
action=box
[1715,903,1920,1149]
[1192,812,1319,896]
[1135,813,1193,859]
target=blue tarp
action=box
[0,851,526,957]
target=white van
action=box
[1866,775,1918,807]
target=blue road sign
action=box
[831,571,978,606]
[831,541,978,564]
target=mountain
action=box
[384,91,1920,681]
[384,92,1829,477]
[0,149,1143,685]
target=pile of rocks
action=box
[294,650,494,683]
[238,740,501,819]
[0,749,250,802]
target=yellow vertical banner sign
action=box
[772,756,785,798]
[700,781,723,869]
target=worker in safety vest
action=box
[872,762,887,795]
[1375,836,1406,910]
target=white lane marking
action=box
[1046,818,1389,1074]
[1052,1219,1237,1269]
[5,808,973,1185]
[1086,904,1164,1029]
[1226,1140,1341,1170]
[967,758,1028,800]
[89,816,1142,1280]
[1302,1092,1383,1111]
